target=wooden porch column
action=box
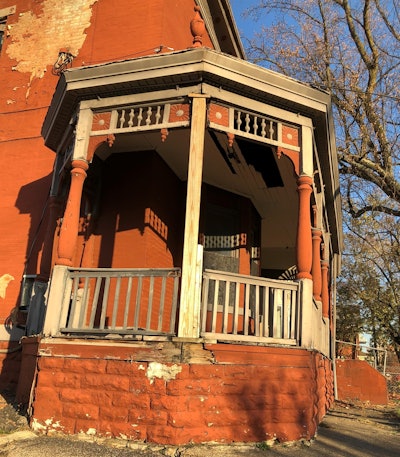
[296,175,313,279]
[321,260,330,318]
[56,159,88,266]
[312,227,322,301]
[178,95,207,338]
[311,206,322,302]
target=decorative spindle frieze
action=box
[90,102,191,137]
[207,103,301,153]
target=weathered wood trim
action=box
[178,95,208,338]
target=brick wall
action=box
[336,359,388,405]
[30,339,334,444]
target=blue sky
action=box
[230,0,255,40]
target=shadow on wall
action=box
[0,173,53,399]
[93,151,185,268]
[236,367,318,443]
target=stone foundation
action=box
[28,338,334,444]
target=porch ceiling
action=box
[95,127,298,255]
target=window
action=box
[0,17,6,53]
[0,5,16,54]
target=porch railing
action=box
[200,269,299,344]
[59,268,181,336]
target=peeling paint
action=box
[146,362,182,384]
[0,274,14,299]
[6,0,98,80]
[31,417,62,433]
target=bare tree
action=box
[243,0,400,358]
[244,0,400,217]
[338,215,400,360]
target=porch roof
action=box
[42,47,342,254]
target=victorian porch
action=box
[24,48,341,443]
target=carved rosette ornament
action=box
[169,104,190,122]
[190,6,205,48]
[208,103,229,127]
[92,112,111,131]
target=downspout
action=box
[332,253,339,401]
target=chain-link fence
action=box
[336,340,400,400]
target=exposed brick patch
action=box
[6,0,98,79]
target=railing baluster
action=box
[119,109,126,128]
[222,280,229,333]
[245,113,250,133]
[282,289,288,339]
[128,109,134,127]
[262,284,269,337]
[290,290,297,339]
[201,274,210,333]
[145,106,152,125]
[170,274,179,334]
[244,284,250,336]
[158,276,167,331]
[134,276,142,330]
[111,277,122,329]
[67,278,80,328]
[211,279,219,333]
[78,276,90,328]
[99,277,110,329]
[123,276,133,329]
[89,276,102,328]
[254,285,260,337]
[233,282,240,335]
[137,107,143,126]
[146,276,155,330]
[155,105,161,124]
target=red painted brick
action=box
[60,388,113,407]
[128,408,168,426]
[97,421,147,440]
[106,360,143,376]
[37,370,65,388]
[32,386,63,420]
[38,357,64,370]
[62,402,99,420]
[81,373,130,391]
[99,405,129,422]
[112,392,150,409]
[63,358,107,373]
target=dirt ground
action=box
[0,392,399,457]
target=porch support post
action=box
[296,175,313,279]
[56,106,92,267]
[296,125,313,280]
[311,206,322,302]
[321,260,329,319]
[56,159,88,266]
[178,94,207,338]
